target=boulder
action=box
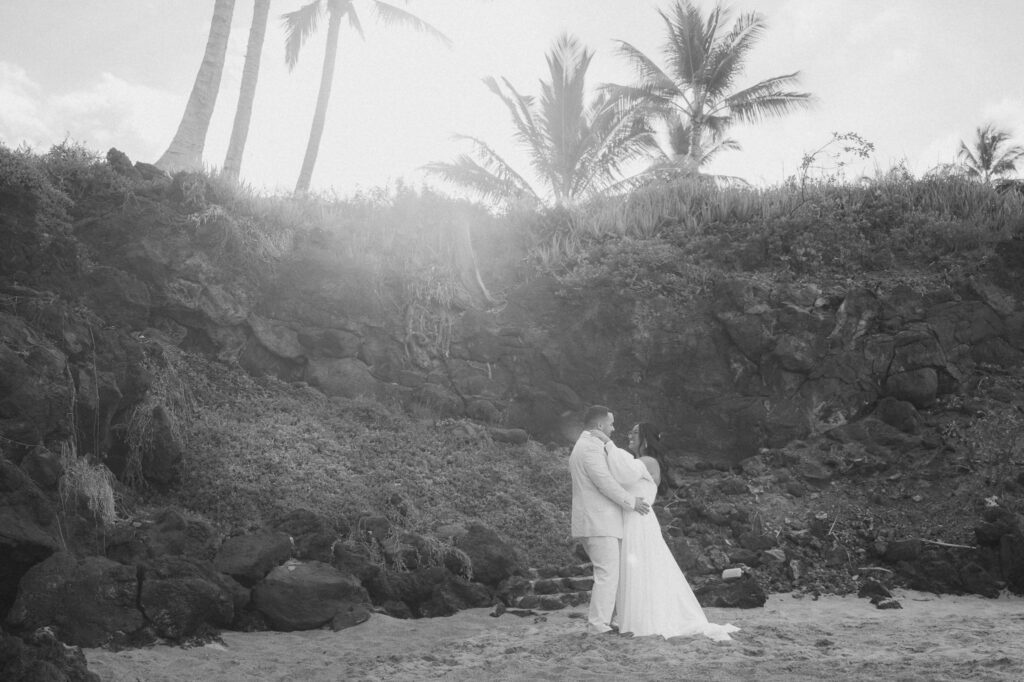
[884,539,922,563]
[737,532,777,551]
[214,532,293,587]
[873,397,919,434]
[139,405,183,486]
[959,562,1001,598]
[106,147,141,179]
[365,566,490,618]
[270,509,339,563]
[495,575,531,606]
[248,315,304,360]
[357,515,391,543]
[466,399,501,423]
[19,446,64,490]
[532,579,562,595]
[305,358,379,399]
[139,557,236,639]
[884,368,938,408]
[297,328,362,359]
[999,532,1024,594]
[826,417,922,456]
[902,554,962,594]
[0,627,100,682]
[419,572,492,618]
[331,541,381,584]
[163,279,250,327]
[330,604,371,631]
[253,560,368,631]
[5,552,143,647]
[856,578,892,601]
[488,427,529,445]
[454,523,522,588]
[415,383,464,417]
[145,508,217,561]
[0,461,62,615]
[974,506,1021,547]
[81,266,151,330]
[0,314,71,444]
[694,574,767,608]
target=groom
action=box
[569,405,650,634]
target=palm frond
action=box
[346,5,366,39]
[723,73,814,124]
[282,0,325,71]
[424,135,541,206]
[660,0,717,85]
[483,76,557,188]
[704,11,766,98]
[613,40,679,95]
[539,33,593,199]
[370,1,452,47]
[578,97,659,195]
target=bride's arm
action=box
[605,443,650,485]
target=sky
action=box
[2,0,1023,198]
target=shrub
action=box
[0,143,72,241]
[173,352,574,566]
[59,441,118,527]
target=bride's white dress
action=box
[608,449,739,641]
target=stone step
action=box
[514,591,590,610]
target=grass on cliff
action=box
[166,350,574,567]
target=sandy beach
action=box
[83,590,1024,681]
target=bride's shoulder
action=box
[639,455,661,480]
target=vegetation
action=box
[607,0,814,175]
[4,139,1023,570]
[283,0,450,194]
[426,33,658,208]
[172,351,573,565]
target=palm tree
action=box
[425,33,658,208]
[283,0,450,194]
[957,124,1024,184]
[156,0,237,173]
[223,0,271,182]
[608,0,813,174]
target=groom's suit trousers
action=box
[583,536,620,631]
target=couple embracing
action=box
[569,405,738,641]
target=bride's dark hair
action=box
[635,423,662,457]
[635,422,668,496]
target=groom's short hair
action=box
[583,405,611,427]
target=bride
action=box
[607,422,738,641]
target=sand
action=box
[84,590,1024,681]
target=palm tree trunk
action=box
[222,0,270,182]
[294,5,342,194]
[453,210,496,309]
[685,122,703,172]
[156,0,236,173]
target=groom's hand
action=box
[633,497,650,515]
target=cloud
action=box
[913,131,962,176]
[981,97,1024,139]
[0,60,179,162]
[0,62,51,146]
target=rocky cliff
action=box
[3,145,1024,662]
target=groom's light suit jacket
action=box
[569,431,636,539]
